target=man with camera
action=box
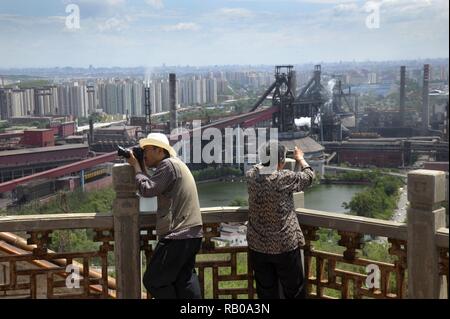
[125,133,203,299]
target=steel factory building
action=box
[0,144,89,182]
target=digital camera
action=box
[117,146,144,162]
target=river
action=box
[197,181,365,214]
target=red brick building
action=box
[22,129,55,147]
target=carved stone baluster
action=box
[337,231,362,261]
[388,239,407,298]
[302,225,319,297]
[203,224,220,251]
[94,229,114,254]
[94,229,114,298]
[27,231,52,256]
[139,227,156,268]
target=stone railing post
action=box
[112,164,141,299]
[407,169,447,299]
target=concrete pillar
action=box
[407,169,447,299]
[112,164,141,299]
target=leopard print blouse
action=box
[245,164,315,254]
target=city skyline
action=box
[0,0,448,68]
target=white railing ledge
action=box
[296,208,408,241]
[436,227,449,249]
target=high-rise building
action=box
[131,82,143,116]
[207,78,218,104]
[193,77,202,105]
[0,89,11,120]
[161,79,170,112]
[122,82,133,115]
[153,80,162,113]
[105,83,119,114]
[368,72,378,84]
[440,66,448,82]
[57,85,69,115]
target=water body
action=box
[197,181,364,214]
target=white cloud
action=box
[62,0,127,17]
[162,22,200,32]
[218,8,255,19]
[298,0,358,3]
[68,0,126,6]
[333,3,360,14]
[97,16,132,32]
[146,0,164,9]
[0,0,447,67]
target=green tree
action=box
[342,172,403,220]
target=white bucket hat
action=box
[139,133,177,157]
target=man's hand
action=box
[294,146,305,161]
[126,151,142,173]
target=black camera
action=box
[117,146,144,162]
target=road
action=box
[324,166,407,179]
[392,186,408,223]
[372,186,408,244]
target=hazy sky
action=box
[0,0,448,68]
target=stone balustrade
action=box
[0,164,447,299]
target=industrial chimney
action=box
[89,117,94,146]
[399,66,406,126]
[289,69,297,97]
[444,102,449,142]
[422,64,430,135]
[314,65,321,87]
[169,73,177,132]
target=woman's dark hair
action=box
[261,142,286,167]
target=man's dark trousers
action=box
[249,247,306,299]
[143,237,202,299]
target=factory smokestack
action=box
[314,65,321,87]
[289,70,297,97]
[399,66,406,126]
[89,117,94,146]
[444,102,449,142]
[422,64,430,135]
[169,73,177,132]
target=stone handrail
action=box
[0,207,412,299]
[436,228,449,249]
[0,166,448,299]
[0,208,407,239]
[296,208,407,240]
[0,213,112,232]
